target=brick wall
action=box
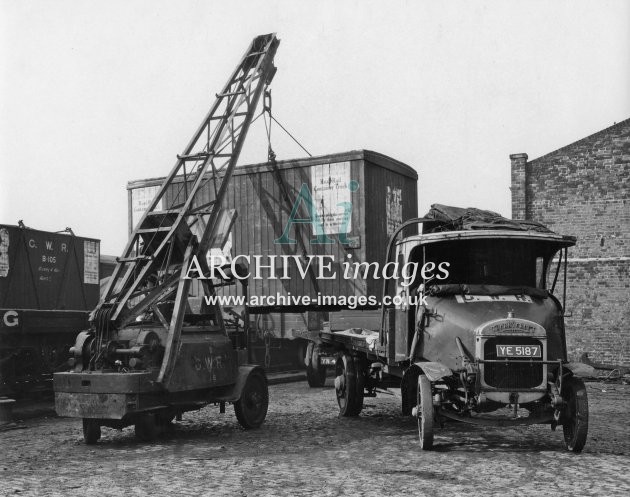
[511,118,630,365]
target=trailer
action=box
[0,225,100,396]
[309,205,590,452]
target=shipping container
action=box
[0,225,101,396]
[127,150,418,312]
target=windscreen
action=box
[421,238,558,289]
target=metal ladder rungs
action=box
[178,153,209,161]
[137,227,173,234]
[116,255,154,263]
[189,200,216,214]
[209,112,248,120]
[147,209,181,216]
[216,90,245,98]
[178,152,233,161]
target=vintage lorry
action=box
[307,205,588,452]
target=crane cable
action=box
[262,89,312,159]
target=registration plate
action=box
[320,357,337,366]
[496,344,541,358]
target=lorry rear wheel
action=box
[417,375,434,450]
[82,418,101,445]
[235,370,269,429]
[335,354,360,416]
[562,376,588,453]
[306,343,327,387]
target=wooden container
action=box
[127,150,418,311]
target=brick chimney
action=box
[510,153,528,220]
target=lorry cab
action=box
[392,229,574,401]
[314,205,588,452]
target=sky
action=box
[1,0,629,255]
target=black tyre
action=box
[135,413,159,442]
[352,356,366,415]
[401,368,420,416]
[295,340,307,369]
[417,375,434,450]
[235,370,269,429]
[156,410,176,433]
[562,376,588,453]
[335,354,360,416]
[82,418,101,445]
[306,343,327,387]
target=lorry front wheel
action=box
[562,376,588,453]
[417,375,434,450]
[235,370,269,429]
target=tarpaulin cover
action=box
[426,283,549,299]
[422,204,553,234]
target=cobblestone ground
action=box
[1,380,629,497]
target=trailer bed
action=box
[320,328,387,358]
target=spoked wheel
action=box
[401,368,420,416]
[416,375,434,450]
[561,376,589,453]
[352,356,366,415]
[235,370,269,429]
[135,413,159,442]
[306,343,327,387]
[335,353,362,416]
[295,340,308,369]
[82,418,101,445]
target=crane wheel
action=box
[235,370,269,429]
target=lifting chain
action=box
[264,331,272,369]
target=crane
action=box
[54,33,280,444]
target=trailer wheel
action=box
[416,375,434,450]
[335,354,360,416]
[352,356,366,415]
[235,370,269,429]
[306,343,327,387]
[295,340,307,369]
[561,376,588,453]
[135,413,159,442]
[82,418,101,445]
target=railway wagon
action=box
[127,150,418,367]
[0,225,100,396]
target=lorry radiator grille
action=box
[483,337,544,389]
